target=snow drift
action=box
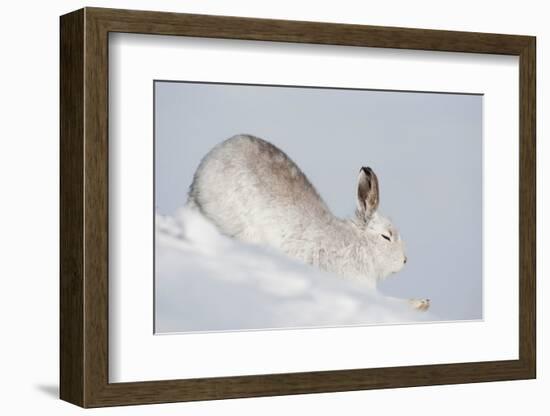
[155,208,434,333]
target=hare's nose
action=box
[404,256,408,264]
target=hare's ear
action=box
[356,167,379,222]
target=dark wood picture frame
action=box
[60,7,536,408]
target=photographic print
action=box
[154,81,482,334]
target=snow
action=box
[155,208,435,333]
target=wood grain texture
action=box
[518,38,536,376]
[59,7,537,408]
[88,7,532,54]
[59,8,84,407]
[83,10,110,406]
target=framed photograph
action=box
[60,7,536,408]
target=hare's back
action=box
[189,134,330,238]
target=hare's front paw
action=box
[409,298,430,312]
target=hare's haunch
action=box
[188,134,410,288]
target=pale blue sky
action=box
[155,81,482,321]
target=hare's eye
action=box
[381,234,391,242]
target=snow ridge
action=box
[155,208,433,333]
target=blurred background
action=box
[155,81,483,321]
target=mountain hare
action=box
[188,134,429,311]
